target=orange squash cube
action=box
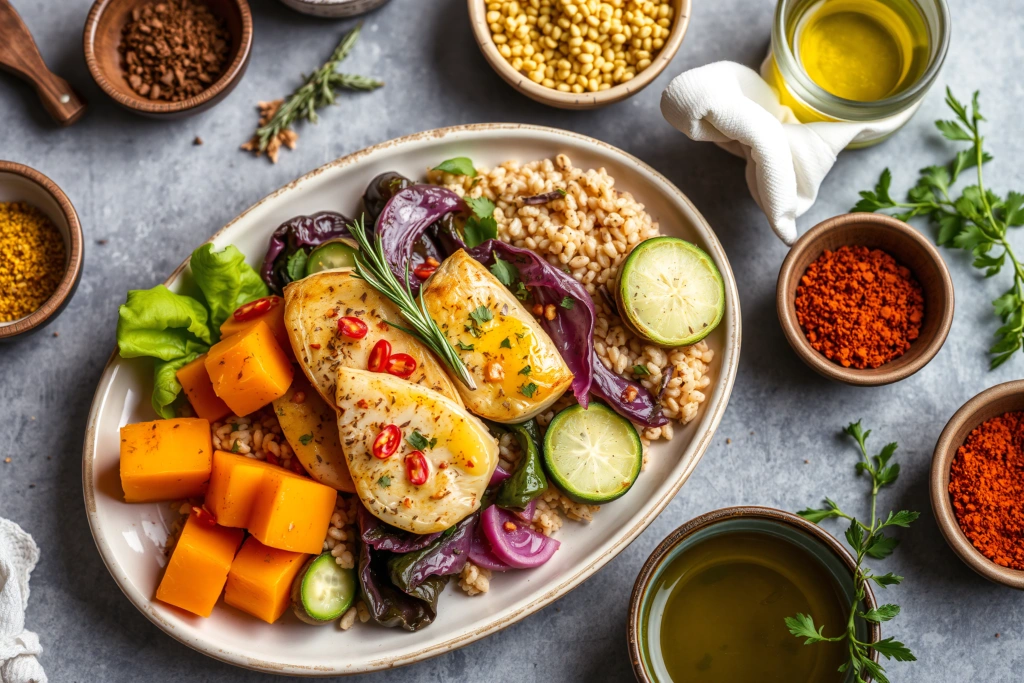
[205,319,294,417]
[249,472,337,554]
[219,295,292,358]
[205,450,302,528]
[176,354,232,421]
[119,418,213,503]
[155,510,244,617]
[224,537,308,623]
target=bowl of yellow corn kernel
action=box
[469,0,690,109]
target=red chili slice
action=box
[372,424,401,459]
[413,263,438,280]
[405,450,429,485]
[192,506,218,527]
[338,316,369,339]
[265,452,280,467]
[368,339,392,372]
[233,296,276,321]
[385,353,417,379]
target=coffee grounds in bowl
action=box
[118,0,230,102]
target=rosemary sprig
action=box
[346,216,477,390]
[786,422,918,683]
[852,88,1024,368]
[254,26,383,153]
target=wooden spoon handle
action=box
[0,0,87,126]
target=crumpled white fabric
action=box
[660,60,919,245]
[0,519,47,683]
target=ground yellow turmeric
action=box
[0,201,66,322]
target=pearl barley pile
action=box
[486,0,676,93]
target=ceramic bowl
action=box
[278,0,391,18]
[777,213,954,386]
[628,506,880,683]
[931,380,1024,589]
[467,0,691,110]
[83,0,253,118]
[0,161,83,342]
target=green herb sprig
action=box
[346,216,477,390]
[253,26,383,153]
[853,89,1024,368]
[786,421,918,683]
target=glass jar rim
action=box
[772,0,951,121]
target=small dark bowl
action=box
[83,0,253,119]
[0,161,83,341]
[628,506,879,683]
[777,213,954,386]
[931,380,1024,589]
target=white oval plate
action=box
[82,124,741,676]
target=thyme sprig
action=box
[786,422,918,683]
[254,26,383,153]
[346,216,477,390]
[853,89,1024,368]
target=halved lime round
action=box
[542,403,642,505]
[615,236,725,347]
[305,239,358,276]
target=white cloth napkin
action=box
[0,519,46,683]
[660,60,919,245]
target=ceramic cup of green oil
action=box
[628,507,880,683]
[767,0,950,147]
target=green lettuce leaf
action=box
[189,244,269,333]
[152,351,205,419]
[116,285,212,360]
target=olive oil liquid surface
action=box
[643,531,848,683]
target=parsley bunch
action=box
[853,89,1024,367]
[786,422,919,683]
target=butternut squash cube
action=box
[248,472,337,554]
[219,295,292,359]
[224,537,308,623]
[155,510,244,617]
[205,319,294,417]
[119,418,213,503]
[176,354,232,421]
[205,450,302,528]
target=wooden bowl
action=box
[278,0,391,18]
[0,161,83,341]
[628,506,879,683]
[776,213,954,386]
[467,0,691,110]
[931,380,1024,589]
[83,0,253,118]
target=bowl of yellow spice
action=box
[0,161,83,341]
[469,0,690,109]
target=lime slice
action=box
[293,553,356,624]
[616,236,725,347]
[542,403,642,505]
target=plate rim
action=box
[81,122,742,676]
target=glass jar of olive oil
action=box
[767,0,950,147]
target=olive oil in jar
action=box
[642,530,849,683]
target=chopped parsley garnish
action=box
[286,249,308,282]
[555,188,567,196]
[432,157,476,177]
[231,439,240,453]
[518,365,532,376]
[469,305,493,326]
[457,340,475,351]
[560,296,575,310]
[633,364,651,377]
[514,281,530,301]
[406,430,437,450]
[377,475,391,488]
[463,196,498,247]
[464,324,481,338]
[490,255,519,287]
[299,433,313,445]
[500,337,512,349]
[520,382,538,398]
[515,331,525,340]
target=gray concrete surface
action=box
[2,0,1022,681]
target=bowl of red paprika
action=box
[776,213,954,386]
[931,380,1024,589]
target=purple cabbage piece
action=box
[261,211,354,294]
[358,504,442,553]
[357,538,440,631]
[591,352,669,428]
[375,185,466,295]
[387,514,476,592]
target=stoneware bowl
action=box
[82,123,741,675]
[0,161,83,342]
[467,0,691,110]
[628,506,879,683]
[931,380,1024,589]
[777,213,954,386]
[278,0,391,18]
[83,0,253,118]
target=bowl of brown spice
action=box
[83,0,253,118]
[0,161,83,342]
[776,213,954,386]
[931,380,1024,589]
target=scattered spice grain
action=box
[118,0,230,102]
[0,202,66,322]
[193,136,203,145]
[240,100,297,163]
[794,245,924,369]
[949,411,1024,569]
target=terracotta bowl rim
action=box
[626,505,880,683]
[82,0,254,116]
[930,379,1024,589]
[776,212,954,387]
[466,0,691,110]
[0,161,84,340]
